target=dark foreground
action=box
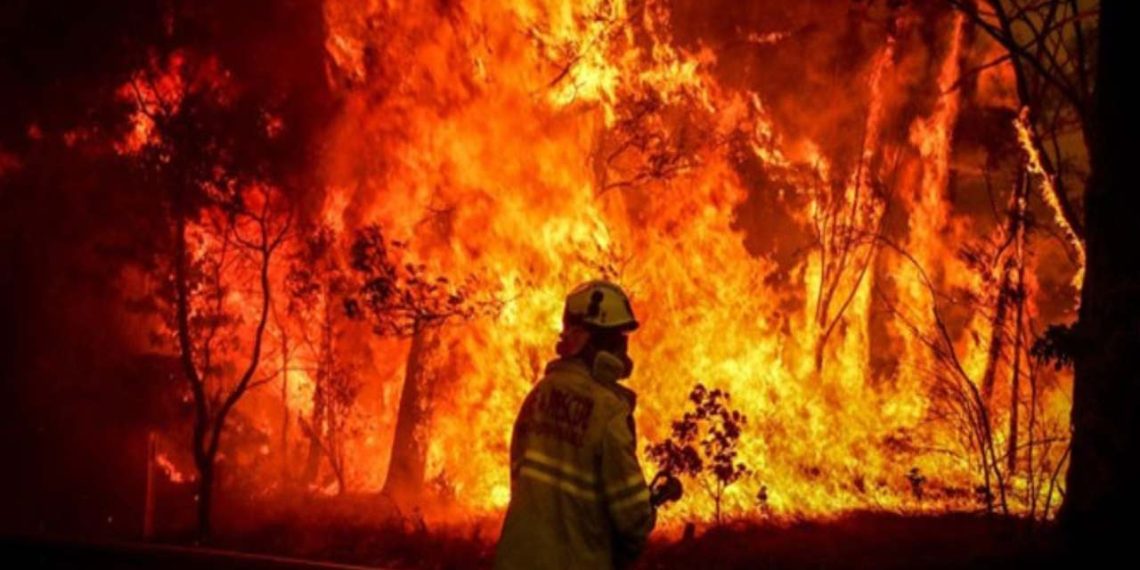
[3,513,1071,569]
[1,538,376,570]
[642,513,1068,569]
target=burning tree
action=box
[157,183,289,539]
[956,166,1056,501]
[945,0,1136,540]
[875,238,1014,514]
[125,46,299,539]
[347,224,498,505]
[877,190,1066,520]
[948,0,1096,257]
[803,41,896,375]
[648,383,750,525]
[283,225,363,495]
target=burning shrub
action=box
[647,383,750,524]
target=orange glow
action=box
[1015,112,1086,289]
[156,453,191,484]
[123,1,1079,525]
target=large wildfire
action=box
[114,0,1081,527]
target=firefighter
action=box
[494,280,655,570]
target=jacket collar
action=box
[544,357,594,381]
[544,357,637,411]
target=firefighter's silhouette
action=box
[494,281,679,570]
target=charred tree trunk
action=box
[302,342,328,489]
[980,268,1012,403]
[195,459,215,540]
[175,190,281,541]
[302,295,335,489]
[1007,216,1026,475]
[382,322,435,505]
[301,386,326,486]
[1027,357,1040,516]
[175,209,216,543]
[1061,0,1139,548]
[981,171,1028,405]
[279,324,291,488]
[330,445,347,496]
[1006,171,1029,474]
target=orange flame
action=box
[120,1,1079,524]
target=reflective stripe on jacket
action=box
[494,357,654,570]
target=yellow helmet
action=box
[562,280,639,332]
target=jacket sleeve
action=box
[509,390,536,480]
[600,412,655,565]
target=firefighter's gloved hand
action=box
[649,472,683,507]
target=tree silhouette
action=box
[284,225,362,495]
[347,224,498,505]
[648,383,750,525]
[127,46,295,540]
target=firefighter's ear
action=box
[592,351,630,382]
[556,325,590,358]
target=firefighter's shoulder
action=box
[587,380,633,423]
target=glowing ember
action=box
[156,453,191,484]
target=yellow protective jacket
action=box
[493,357,655,570]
